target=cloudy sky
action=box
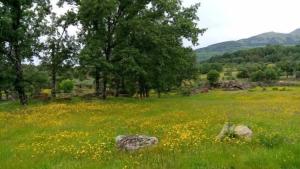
[182,0,300,48]
[54,0,300,49]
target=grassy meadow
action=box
[1,87,300,169]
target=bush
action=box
[237,68,250,79]
[264,68,279,81]
[207,70,220,85]
[180,87,192,96]
[59,79,74,93]
[250,70,265,82]
[258,134,286,149]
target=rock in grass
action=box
[217,123,253,141]
[116,135,158,151]
[234,125,253,140]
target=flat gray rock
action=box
[116,135,158,151]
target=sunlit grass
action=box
[1,87,300,169]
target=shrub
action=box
[258,134,286,149]
[207,70,220,85]
[237,68,250,79]
[59,79,74,93]
[250,70,265,82]
[264,68,279,82]
[180,87,192,96]
[279,87,287,91]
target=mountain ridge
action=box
[196,29,300,62]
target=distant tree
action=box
[264,67,279,82]
[42,11,78,98]
[207,70,220,86]
[0,58,14,100]
[208,45,300,65]
[200,63,223,74]
[237,67,250,79]
[278,61,295,78]
[23,65,49,96]
[251,70,266,82]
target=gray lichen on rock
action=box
[116,135,158,151]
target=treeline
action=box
[208,45,300,64]
[0,0,205,105]
[201,45,300,82]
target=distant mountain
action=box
[196,29,300,62]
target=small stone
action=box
[116,135,158,151]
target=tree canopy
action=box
[0,0,205,104]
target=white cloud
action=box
[51,0,300,48]
[184,0,300,48]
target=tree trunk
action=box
[95,68,101,97]
[121,77,126,94]
[146,89,150,98]
[138,82,143,99]
[14,58,27,105]
[102,73,107,100]
[10,1,27,105]
[157,89,161,98]
[4,90,9,100]
[138,81,147,99]
[0,90,2,101]
[51,66,57,98]
[115,79,120,97]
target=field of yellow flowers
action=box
[1,87,300,169]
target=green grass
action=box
[1,87,300,169]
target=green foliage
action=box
[59,79,74,93]
[250,67,279,82]
[0,0,51,105]
[207,70,220,85]
[68,0,205,98]
[264,67,279,81]
[237,68,250,79]
[23,65,49,95]
[251,70,266,82]
[1,0,206,104]
[258,134,286,149]
[199,63,223,74]
[0,59,14,92]
[208,45,300,66]
[278,61,296,77]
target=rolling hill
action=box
[196,28,300,62]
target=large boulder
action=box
[116,135,158,151]
[217,123,253,141]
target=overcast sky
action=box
[182,0,300,48]
[53,0,300,49]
